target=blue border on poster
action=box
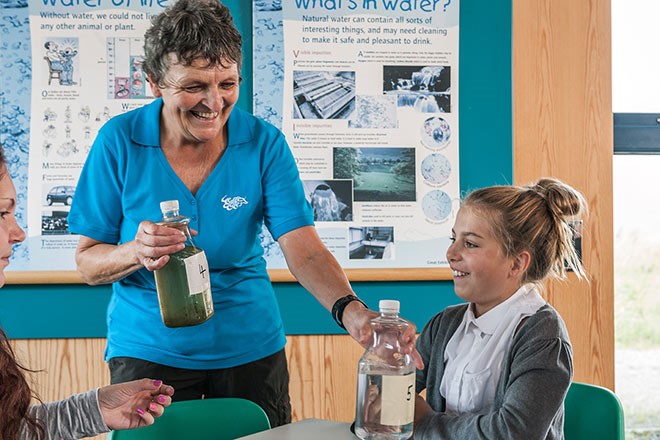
[0,0,511,338]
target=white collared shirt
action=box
[439,284,546,415]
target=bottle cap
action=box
[379,299,400,313]
[160,200,179,213]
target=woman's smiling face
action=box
[446,206,525,317]
[0,166,26,287]
[150,56,240,146]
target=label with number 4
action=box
[183,250,210,296]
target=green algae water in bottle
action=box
[154,200,214,328]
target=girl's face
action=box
[0,168,26,287]
[150,57,240,147]
[446,206,528,317]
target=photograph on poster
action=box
[348,226,395,260]
[420,115,451,149]
[302,179,354,222]
[383,65,451,113]
[292,70,355,119]
[258,223,283,261]
[333,147,416,202]
[44,184,76,207]
[421,153,452,186]
[348,95,398,129]
[41,209,71,235]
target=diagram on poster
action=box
[107,37,151,100]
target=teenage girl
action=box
[414,178,586,439]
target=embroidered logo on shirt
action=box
[221,195,248,211]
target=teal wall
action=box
[0,0,512,338]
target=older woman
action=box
[68,0,420,427]
[0,146,173,439]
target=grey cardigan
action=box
[414,303,573,439]
[20,389,109,439]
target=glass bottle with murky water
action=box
[355,300,415,440]
[153,200,214,328]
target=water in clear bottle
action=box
[355,300,415,440]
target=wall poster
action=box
[3,0,165,282]
[254,0,460,280]
[2,0,458,283]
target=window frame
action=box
[614,113,660,154]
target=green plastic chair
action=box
[564,382,625,440]
[108,397,271,440]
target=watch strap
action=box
[331,294,367,329]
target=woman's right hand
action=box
[99,378,175,430]
[133,221,187,271]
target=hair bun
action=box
[534,178,585,218]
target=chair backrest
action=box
[108,397,271,440]
[564,382,625,440]
[43,56,58,70]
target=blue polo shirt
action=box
[68,99,314,369]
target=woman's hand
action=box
[342,300,379,347]
[343,302,425,370]
[133,221,187,271]
[98,378,175,430]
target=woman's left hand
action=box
[343,302,425,370]
[98,378,175,430]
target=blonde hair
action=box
[463,178,587,285]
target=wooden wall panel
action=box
[11,338,109,401]
[513,0,614,388]
[285,335,364,422]
[11,335,362,440]
[11,338,110,440]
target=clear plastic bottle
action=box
[355,300,415,440]
[153,200,214,328]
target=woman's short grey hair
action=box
[143,0,243,86]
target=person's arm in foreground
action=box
[23,378,173,439]
[278,225,423,369]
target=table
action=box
[236,419,357,439]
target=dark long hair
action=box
[0,145,44,438]
[0,328,44,439]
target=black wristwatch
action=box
[332,294,367,329]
